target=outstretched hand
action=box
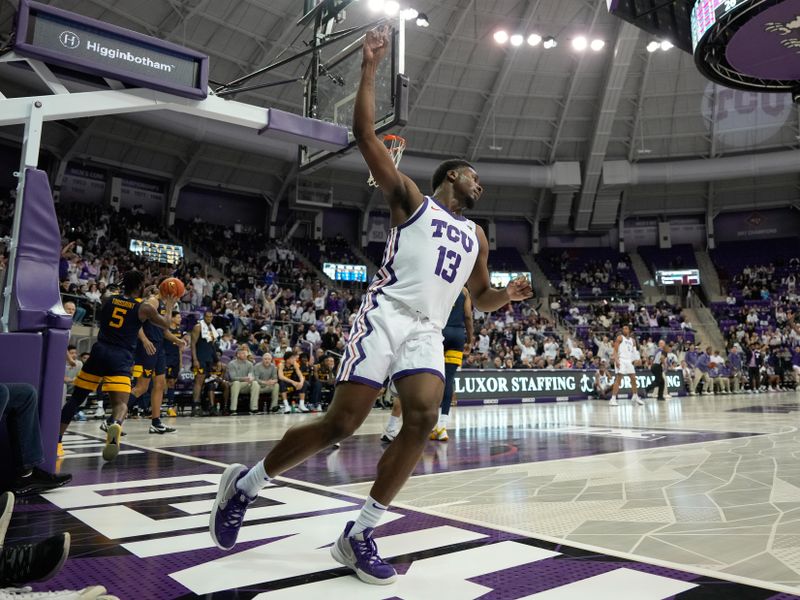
[363,25,391,65]
[506,276,533,302]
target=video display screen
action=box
[323,262,367,283]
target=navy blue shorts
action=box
[165,355,181,379]
[133,344,166,379]
[74,342,134,394]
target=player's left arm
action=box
[466,226,532,312]
[463,288,475,350]
[139,296,177,330]
[165,330,186,349]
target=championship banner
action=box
[454,369,686,405]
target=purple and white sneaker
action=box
[330,521,397,585]
[209,463,255,550]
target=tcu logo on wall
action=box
[702,82,791,149]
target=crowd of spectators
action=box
[538,248,639,300]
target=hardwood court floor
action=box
[10,391,800,598]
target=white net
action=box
[367,134,406,187]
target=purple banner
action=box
[713,208,800,242]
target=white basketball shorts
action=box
[616,359,636,375]
[337,292,445,389]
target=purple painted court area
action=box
[5,439,793,600]
[168,425,761,486]
[729,403,800,414]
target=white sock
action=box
[610,395,617,400]
[386,415,400,432]
[299,400,307,410]
[437,413,449,428]
[350,495,387,536]
[236,461,271,498]
[282,400,290,410]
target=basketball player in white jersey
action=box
[609,324,644,406]
[209,25,532,586]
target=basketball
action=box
[159,277,185,299]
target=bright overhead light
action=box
[416,12,429,27]
[543,36,557,49]
[590,38,605,51]
[646,40,659,52]
[367,0,384,12]
[400,7,418,20]
[383,0,400,16]
[510,34,524,46]
[493,30,509,44]
[572,36,588,51]
[527,33,542,46]
[660,40,673,50]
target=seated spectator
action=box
[310,355,337,411]
[278,351,308,413]
[254,353,280,413]
[1,383,72,496]
[227,348,260,414]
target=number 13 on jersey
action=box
[434,245,462,283]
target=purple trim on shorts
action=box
[429,196,466,221]
[396,197,429,230]
[392,368,445,383]
[337,374,383,389]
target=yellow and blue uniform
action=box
[164,325,183,379]
[132,299,167,379]
[443,290,467,367]
[72,294,142,396]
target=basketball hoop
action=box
[367,134,406,188]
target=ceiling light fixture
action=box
[493,30,509,44]
[543,36,557,49]
[527,33,542,46]
[383,0,400,16]
[510,34,524,46]
[572,36,588,51]
[415,12,429,27]
[660,40,673,51]
[590,39,605,51]
[400,7,418,20]
[367,0,384,12]
[646,40,660,52]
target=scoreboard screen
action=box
[691,0,742,50]
[323,262,367,283]
[655,269,701,285]
[129,239,184,265]
[490,271,532,288]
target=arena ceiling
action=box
[0,0,798,228]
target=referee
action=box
[645,339,668,401]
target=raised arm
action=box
[466,226,532,313]
[354,26,423,225]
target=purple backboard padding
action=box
[0,333,43,484]
[259,108,349,151]
[40,329,70,471]
[14,0,209,100]
[12,169,72,332]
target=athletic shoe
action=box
[0,492,13,550]
[149,423,176,434]
[609,398,619,406]
[209,464,255,551]
[0,585,114,599]
[74,412,87,422]
[283,406,291,414]
[632,395,645,406]
[102,423,122,462]
[330,521,396,585]
[380,430,397,443]
[166,407,177,417]
[332,442,341,449]
[11,469,72,497]
[93,406,105,420]
[0,532,70,585]
[430,427,448,442]
[56,443,64,458]
[99,421,126,436]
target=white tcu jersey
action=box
[618,335,636,360]
[373,196,479,329]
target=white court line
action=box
[72,430,800,596]
[61,450,142,459]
